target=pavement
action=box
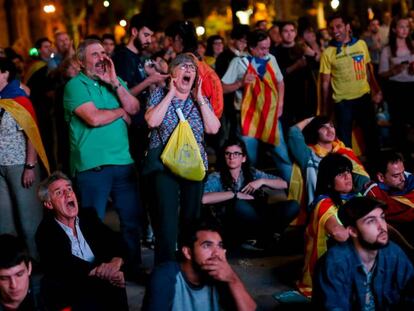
[102,158,313,310]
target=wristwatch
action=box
[24,163,36,170]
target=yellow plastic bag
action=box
[161,108,206,181]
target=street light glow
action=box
[119,19,127,27]
[330,0,340,10]
[236,9,253,25]
[43,4,56,13]
[196,26,205,36]
[103,1,110,7]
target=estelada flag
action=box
[241,59,280,146]
[0,97,50,174]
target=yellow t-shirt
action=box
[320,40,371,102]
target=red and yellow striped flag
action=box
[241,61,280,146]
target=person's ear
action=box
[377,172,385,183]
[348,226,358,238]
[43,201,53,210]
[27,262,32,276]
[182,246,192,261]
[131,27,138,38]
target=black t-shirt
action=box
[112,46,148,126]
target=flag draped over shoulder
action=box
[297,196,337,298]
[241,60,280,146]
[309,139,369,178]
[0,97,50,174]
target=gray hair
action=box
[168,53,198,74]
[76,39,102,64]
[38,171,72,203]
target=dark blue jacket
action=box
[313,240,414,310]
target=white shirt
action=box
[56,217,95,262]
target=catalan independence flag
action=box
[297,196,339,298]
[241,59,280,146]
[352,54,366,80]
[0,97,50,174]
[309,139,369,178]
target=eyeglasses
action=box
[224,151,244,158]
[179,63,197,72]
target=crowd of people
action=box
[2,8,414,310]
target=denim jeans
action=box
[241,121,292,182]
[76,164,143,268]
[0,164,43,260]
[335,93,379,159]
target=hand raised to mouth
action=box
[95,55,118,87]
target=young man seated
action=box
[142,220,257,311]
[35,171,128,311]
[313,197,414,310]
[365,151,414,245]
[0,234,37,311]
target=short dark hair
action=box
[230,24,250,40]
[279,21,297,31]
[129,13,155,34]
[247,29,269,48]
[374,151,404,175]
[205,35,224,57]
[178,220,223,250]
[165,20,198,54]
[327,12,351,26]
[0,57,17,82]
[102,33,115,42]
[338,196,386,227]
[84,34,101,41]
[34,37,51,50]
[0,234,30,269]
[303,115,334,145]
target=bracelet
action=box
[24,163,36,170]
[198,99,206,107]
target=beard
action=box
[133,37,143,51]
[358,231,389,250]
[191,259,216,285]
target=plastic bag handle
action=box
[176,108,186,121]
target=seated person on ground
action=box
[288,116,369,208]
[313,197,414,310]
[298,153,359,298]
[0,234,37,311]
[202,139,299,250]
[35,171,128,311]
[365,151,414,246]
[142,220,257,311]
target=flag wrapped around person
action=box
[0,97,50,174]
[241,58,280,146]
